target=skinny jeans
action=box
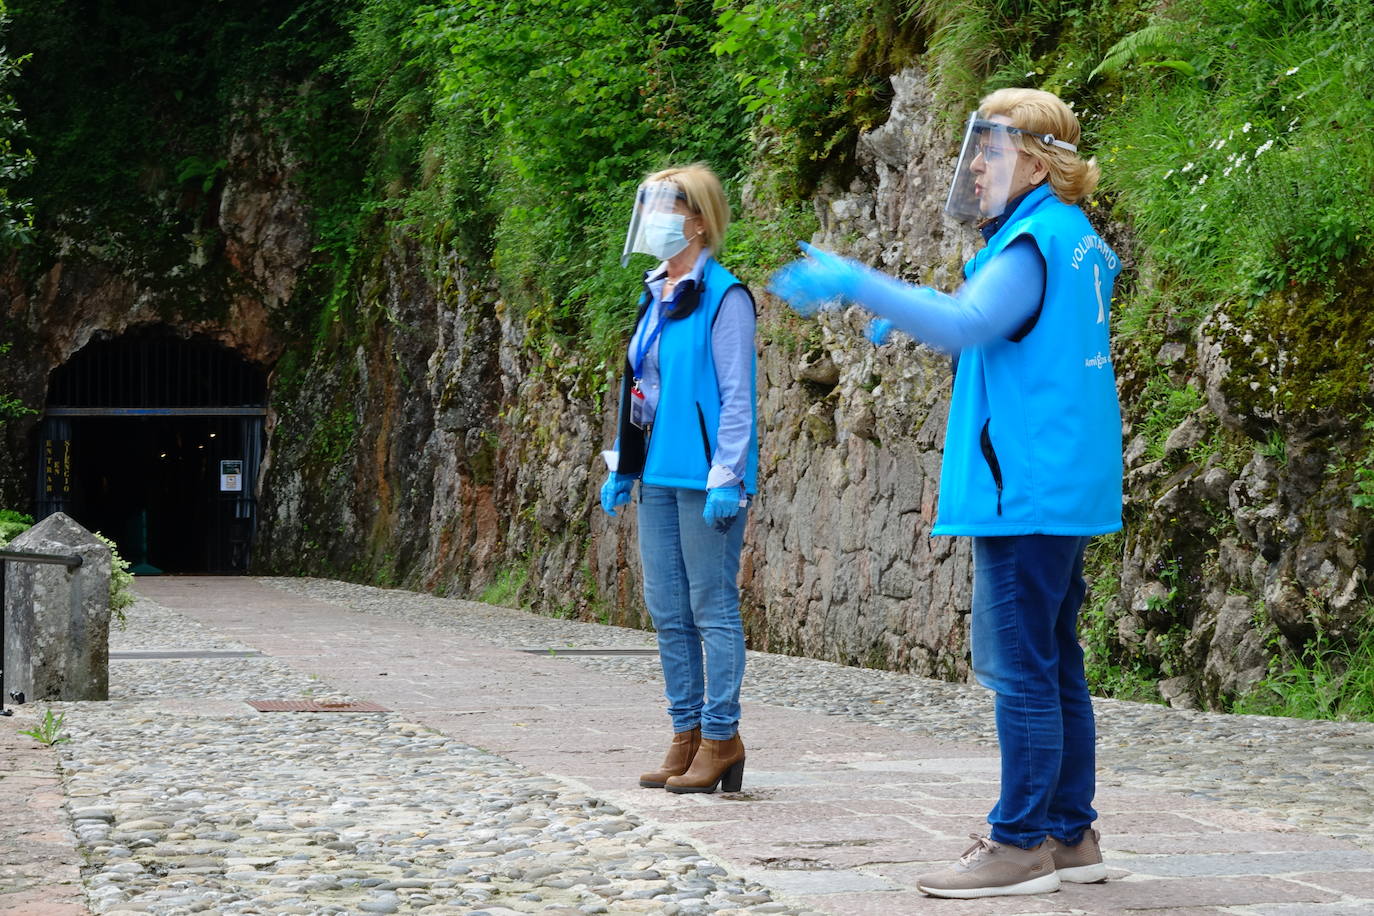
[971,534,1097,849]
[637,484,748,741]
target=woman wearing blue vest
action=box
[770,88,1121,899]
[600,163,759,794]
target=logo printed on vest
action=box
[1085,352,1110,369]
[1070,233,1119,272]
[1094,263,1105,324]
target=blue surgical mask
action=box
[642,211,690,260]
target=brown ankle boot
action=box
[639,727,701,788]
[665,733,745,794]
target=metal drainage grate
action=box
[113,650,264,660]
[247,700,389,713]
[516,647,658,656]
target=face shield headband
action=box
[621,181,692,267]
[943,114,1079,223]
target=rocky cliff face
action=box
[6,68,1370,710]
[0,106,301,506]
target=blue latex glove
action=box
[867,317,894,345]
[600,473,634,516]
[703,486,743,532]
[767,241,864,317]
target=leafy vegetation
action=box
[18,707,68,746]
[320,0,928,381]
[478,565,529,609]
[1138,375,1205,462]
[1096,0,1373,308]
[0,506,29,542]
[1081,534,1165,702]
[0,6,32,250]
[1234,614,1374,721]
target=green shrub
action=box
[94,533,135,627]
[0,508,32,544]
[478,565,528,609]
[1233,619,1374,722]
[1139,376,1205,461]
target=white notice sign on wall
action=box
[220,459,244,492]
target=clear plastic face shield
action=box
[621,180,691,267]
[943,113,1079,222]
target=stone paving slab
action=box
[2,574,1373,916]
[0,712,91,915]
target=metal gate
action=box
[36,330,267,574]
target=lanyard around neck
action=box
[632,303,668,381]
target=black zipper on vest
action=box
[979,418,1004,516]
[696,402,713,469]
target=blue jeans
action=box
[637,485,748,741]
[971,535,1097,850]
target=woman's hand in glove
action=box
[766,241,862,317]
[703,485,743,532]
[600,473,635,516]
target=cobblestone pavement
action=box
[1,576,1371,916]
[261,577,1374,846]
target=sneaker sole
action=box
[918,873,1061,899]
[1058,863,1108,883]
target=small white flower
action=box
[1181,161,1195,173]
[1198,174,1208,185]
[1256,139,1274,156]
[1285,66,1299,75]
[1163,169,1175,180]
[1223,166,1233,177]
[1242,122,1252,133]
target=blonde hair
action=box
[644,163,730,253]
[979,88,1100,204]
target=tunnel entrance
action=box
[35,329,267,574]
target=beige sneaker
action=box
[1051,828,1108,883]
[916,834,1060,899]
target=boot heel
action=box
[719,759,745,792]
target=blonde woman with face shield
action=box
[600,163,758,794]
[770,88,1121,898]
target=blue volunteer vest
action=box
[615,258,759,493]
[932,183,1123,536]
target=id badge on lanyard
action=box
[629,380,651,429]
[630,307,667,430]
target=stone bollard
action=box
[3,512,112,702]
